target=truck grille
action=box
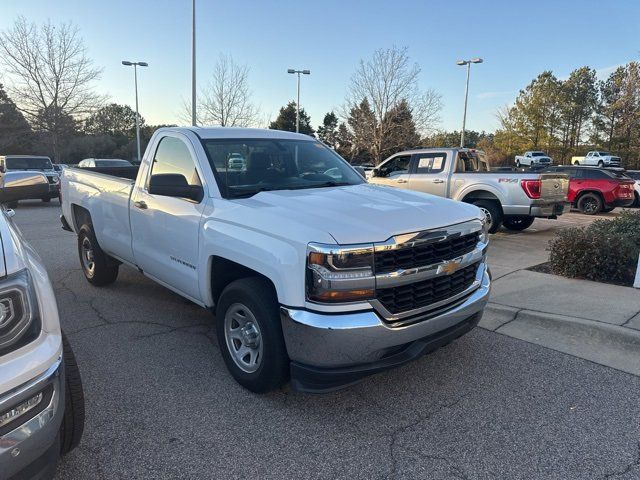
[374,232,478,274]
[376,262,479,315]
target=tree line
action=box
[491,64,640,168]
[1,16,638,169]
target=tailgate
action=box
[539,173,569,202]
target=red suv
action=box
[543,166,635,214]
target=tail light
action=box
[521,179,541,199]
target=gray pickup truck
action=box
[369,148,569,232]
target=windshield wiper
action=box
[289,181,352,190]
[228,186,279,198]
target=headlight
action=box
[306,243,375,303]
[479,216,489,244]
[0,269,41,355]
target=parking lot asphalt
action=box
[11,202,640,480]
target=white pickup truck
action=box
[369,148,569,233]
[60,127,491,393]
[514,151,553,168]
[571,151,621,167]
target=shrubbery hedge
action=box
[548,210,640,286]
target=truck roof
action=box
[159,126,314,141]
[393,147,483,156]
[0,155,52,159]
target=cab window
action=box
[150,137,202,189]
[380,155,411,178]
[414,153,446,173]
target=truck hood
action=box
[230,184,482,244]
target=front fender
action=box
[198,219,308,307]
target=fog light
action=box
[0,392,43,429]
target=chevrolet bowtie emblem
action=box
[438,259,462,275]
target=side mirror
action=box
[0,172,50,204]
[371,168,379,178]
[353,166,367,179]
[148,174,204,202]
[0,165,5,173]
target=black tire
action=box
[634,192,639,208]
[577,193,603,215]
[77,224,119,286]
[42,197,51,203]
[597,160,604,168]
[574,161,580,166]
[472,200,503,233]
[515,160,521,168]
[502,215,535,231]
[60,332,85,454]
[215,277,289,393]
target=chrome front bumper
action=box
[0,357,64,480]
[281,263,490,369]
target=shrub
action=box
[548,210,640,286]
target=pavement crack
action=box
[621,310,640,327]
[603,441,640,479]
[493,307,523,331]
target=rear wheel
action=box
[472,200,503,233]
[77,224,119,285]
[42,197,51,203]
[215,277,289,393]
[502,215,535,231]
[60,332,85,454]
[577,193,602,215]
[574,161,580,165]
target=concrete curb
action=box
[479,302,640,377]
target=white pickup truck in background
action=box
[514,151,553,168]
[60,127,491,393]
[368,148,569,233]
[571,151,621,167]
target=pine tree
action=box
[0,84,32,153]
[268,101,314,135]
[317,112,339,148]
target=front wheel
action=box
[60,332,85,454]
[515,160,521,168]
[597,160,604,168]
[215,277,289,393]
[577,193,602,215]
[472,200,503,233]
[502,215,535,231]
[574,161,580,166]
[77,224,119,286]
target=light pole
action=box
[121,60,148,163]
[287,68,310,133]
[191,0,197,126]
[457,58,483,148]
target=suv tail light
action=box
[520,179,541,199]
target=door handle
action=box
[397,179,408,183]
[432,179,445,184]
[134,200,147,210]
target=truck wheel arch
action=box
[459,189,504,214]
[71,204,92,232]
[208,256,279,308]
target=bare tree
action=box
[187,54,260,127]
[345,46,442,163]
[0,16,103,160]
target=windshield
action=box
[627,171,640,180]
[201,138,365,198]
[597,151,611,156]
[94,159,132,167]
[6,157,53,170]
[531,152,545,156]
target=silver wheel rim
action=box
[583,198,598,213]
[479,207,493,228]
[224,303,263,373]
[81,237,95,275]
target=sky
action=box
[1,0,639,133]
